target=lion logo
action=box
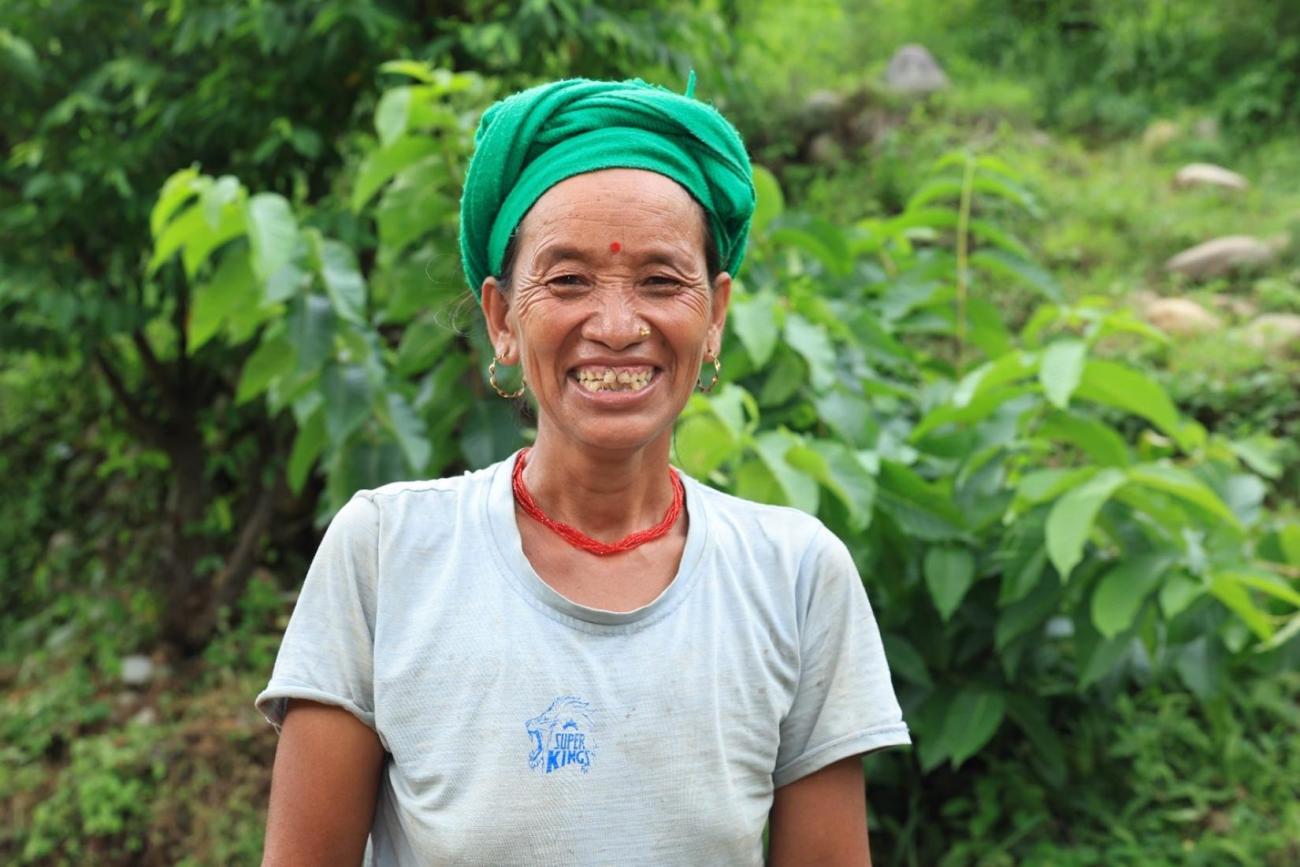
[526,696,597,774]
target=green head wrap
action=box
[459,77,755,298]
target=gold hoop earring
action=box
[489,356,525,399]
[697,353,720,394]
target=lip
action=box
[567,367,664,405]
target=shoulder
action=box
[331,459,506,544]
[681,472,849,578]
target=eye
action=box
[643,275,685,292]
[546,274,590,295]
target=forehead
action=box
[519,169,706,254]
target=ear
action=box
[707,271,732,357]
[480,277,517,362]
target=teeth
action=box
[574,366,654,392]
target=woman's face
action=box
[481,169,731,455]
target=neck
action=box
[520,425,676,539]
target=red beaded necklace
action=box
[511,447,684,556]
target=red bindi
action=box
[609,241,622,253]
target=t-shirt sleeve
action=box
[254,492,381,741]
[772,525,910,788]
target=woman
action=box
[256,78,909,866]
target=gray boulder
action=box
[1142,297,1222,336]
[1165,236,1277,280]
[1244,313,1300,354]
[884,44,949,95]
[1174,163,1248,192]
[121,654,155,687]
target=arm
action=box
[261,699,387,867]
[768,755,872,867]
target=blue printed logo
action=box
[526,696,596,775]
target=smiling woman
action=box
[255,77,910,867]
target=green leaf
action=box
[1005,696,1066,787]
[913,384,1036,441]
[235,334,293,405]
[675,414,736,478]
[1215,570,1300,608]
[812,388,877,448]
[286,407,327,494]
[996,573,1061,650]
[770,217,852,277]
[971,249,1062,302]
[1037,412,1129,467]
[755,431,819,514]
[1038,339,1086,409]
[1159,572,1204,618]
[783,314,836,392]
[188,248,258,351]
[786,440,876,531]
[288,295,336,376]
[1076,620,1133,688]
[351,135,440,211]
[952,350,1035,407]
[729,293,780,367]
[940,689,1006,768]
[881,634,931,688]
[1280,524,1300,567]
[382,392,431,474]
[924,546,976,621]
[309,234,367,325]
[751,165,784,235]
[1208,572,1274,640]
[1173,636,1227,699]
[1018,467,1093,509]
[1045,468,1127,579]
[1126,464,1243,530]
[246,193,299,282]
[375,85,412,145]
[1229,435,1283,480]
[377,59,441,83]
[1091,552,1173,638]
[395,314,456,377]
[756,347,805,407]
[181,198,246,279]
[151,167,202,238]
[149,204,203,274]
[1075,360,1199,451]
[876,461,966,541]
[322,363,373,443]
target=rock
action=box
[1165,236,1276,280]
[802,89,844,126]
[1244,313,1300,354]
[1174,163,1248,192]
[807,132,842,165]
[121,654,155,687]
[1142,297,1222,336]
[1208,295,1259,319]
[1142,119,1182,154]
[1193,116,1220,141]
[130,707,158,727]
[884,44,949,95]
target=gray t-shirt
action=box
[256,451,909,866]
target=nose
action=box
[580,287,647,349]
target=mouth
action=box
[569,365,659,394]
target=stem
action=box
[955,152,976,374]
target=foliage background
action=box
[3,1,1299,865]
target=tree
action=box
[0,0,720,651]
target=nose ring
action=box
[638,326,651,338]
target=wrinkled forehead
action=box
[518,169,709,256]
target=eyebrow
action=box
[532,242,697,269]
